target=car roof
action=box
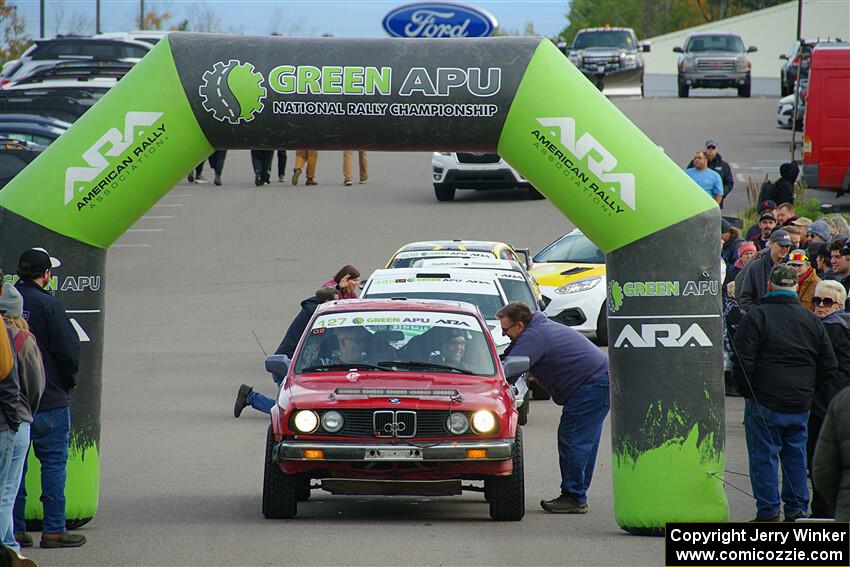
[687,32,743,38]
[395,240,509,253]
[578,27,634,33]
[3,78,117,91]
[412,257,523,272]
[368,266,502,282]
[314,298,483,317]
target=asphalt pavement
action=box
[24,93,795,566]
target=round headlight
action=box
[471,410,497,434]
[293,410,319,433]
[321,410,344,433]
[446,412,469,435]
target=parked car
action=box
[95,30,170,46]
[262,299,527,520]
[0,88,101,123]
[431,152,542,201]
[0,138,44,190]
[0,113,71,130]
[529,229,608,345]
[780,38,845,96]
[776,81,806,130]
[6,60,134,87]
[0,36,150,86]
[674,32,756,97]
[802,45,850,193]
[0,121,65,146]
[560,26,650,96]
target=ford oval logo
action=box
[382,2,498,39]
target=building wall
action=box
[642,0,849,78]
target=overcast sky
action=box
[12,1,571,39]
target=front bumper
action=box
[578,67,642,96]
[540,284,606,336]
[680,72,748,89]
[274,439,513,462]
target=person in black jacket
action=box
[234,287,339,417]
[737,229,792,312]
[12,249,85,548]
[808,280,850,517]
[686,138,735,207]
[759,162,800,206]
[734,264,838,522]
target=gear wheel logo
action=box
[608,280,623,313]
[199,60,267,125]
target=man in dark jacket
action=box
[13,249,84,548]
[745,200,778,240]
[234,287,339,417]
[812,386,850,521]
[749,212,777,251]
[737,229,792,312]
[734,264,838,521]
[686,138,734,206]
[497,302,609,514]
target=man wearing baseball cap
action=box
[788,249,821,311]
[13,249,85,549]
[750,211,778,251]
[734,263,837,521]
[745,200,778,240]
[686,138,735,205]
[737,229,793,312]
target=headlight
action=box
[293,410,319,433]
[446,412,469,435]
[569,53,582,66]
[736,58,750,71]
[433,152,452,156]
[554,276,602,295]
[321,410,344,433]
[680,59,690,71]
[621,54,638,68]
[471,410,497,434]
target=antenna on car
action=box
[250,329,268,357]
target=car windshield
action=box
[497,277,538,310]
[389,250,496,268]
[294,310,496,376]
[573,31,635,50]
[533,232,605,264]
[685,35,745,53]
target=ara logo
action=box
[64,111,163,205]
[199,60,267,124]
[535,117,635,211]
[613,323,713,348]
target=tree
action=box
[0,0,32,64]
[184,1,221,33]
[136,0,173,30]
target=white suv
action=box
[431,152,543,201]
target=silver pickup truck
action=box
[674,32,757,98]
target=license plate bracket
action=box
[365,448,423,460]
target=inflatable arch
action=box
[0,34,726,533]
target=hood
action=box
[287,372,502,408]
[780,162,800,183]
[530,263,605,287]
[687,50,742,58]
[575,47,629,55]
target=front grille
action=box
[456,152,501,164]
[582,57,620,72]
[331,409,453,438]
[696,59,736,72]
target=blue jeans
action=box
[14,407,70,534]
[246,372,284,415]
[744,400,810,519]
[2,422,29,551]
[0,429,17,549]
[558,373,610,503]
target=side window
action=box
[124,45,150,58]
[500,249,514,261]
[0,153,29,181]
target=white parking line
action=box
[127,229,165,232]
[141,215,173,219]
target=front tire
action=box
[527,186,545,200]
[738,79,751,98]
[678,82,689,98]
[487,428,525,521]
[262,425,298,519]
[434,183,456,202]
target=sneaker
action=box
[214,173,222,186]
[784,512,808,522]
[1,545,36,566]
[187,173,195,183]
[292,168,302,185]
[254,173,263,187]
[359,178,368,185]
[749,514,781,522]
[40,532,86,548]
[306,179,318,186]
[194,175,209,184]
[234,384,253,418]
[343,180,353,186]
[14,532,32,548]
[279,175,285,182]
[540,493,588,514]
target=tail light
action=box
[792,56,799,66]
[803,134,812,157]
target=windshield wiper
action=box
[300,362,391,373]
[378,360,476,375]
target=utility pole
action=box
[140,0,145,30]
[96,0,101,34]
[796,0,803,40]
[39,0,44,38]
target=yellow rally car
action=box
[529,229,608,346]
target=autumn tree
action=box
[0,0,31,63]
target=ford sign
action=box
[382,2,498,38]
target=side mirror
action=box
[779,54,788,60]
[639,41,651,53]
[265,354,290,378]
[747,46,758,53]
[514,247,533,270]
[673,46,684,53]
[502,356,530,385]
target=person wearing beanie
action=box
[787,250,821,311]
[721,220,744,271]
[734,263,837,521]
[13,249,85,549]
[807,220,831,246]
[0,283,44,558]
